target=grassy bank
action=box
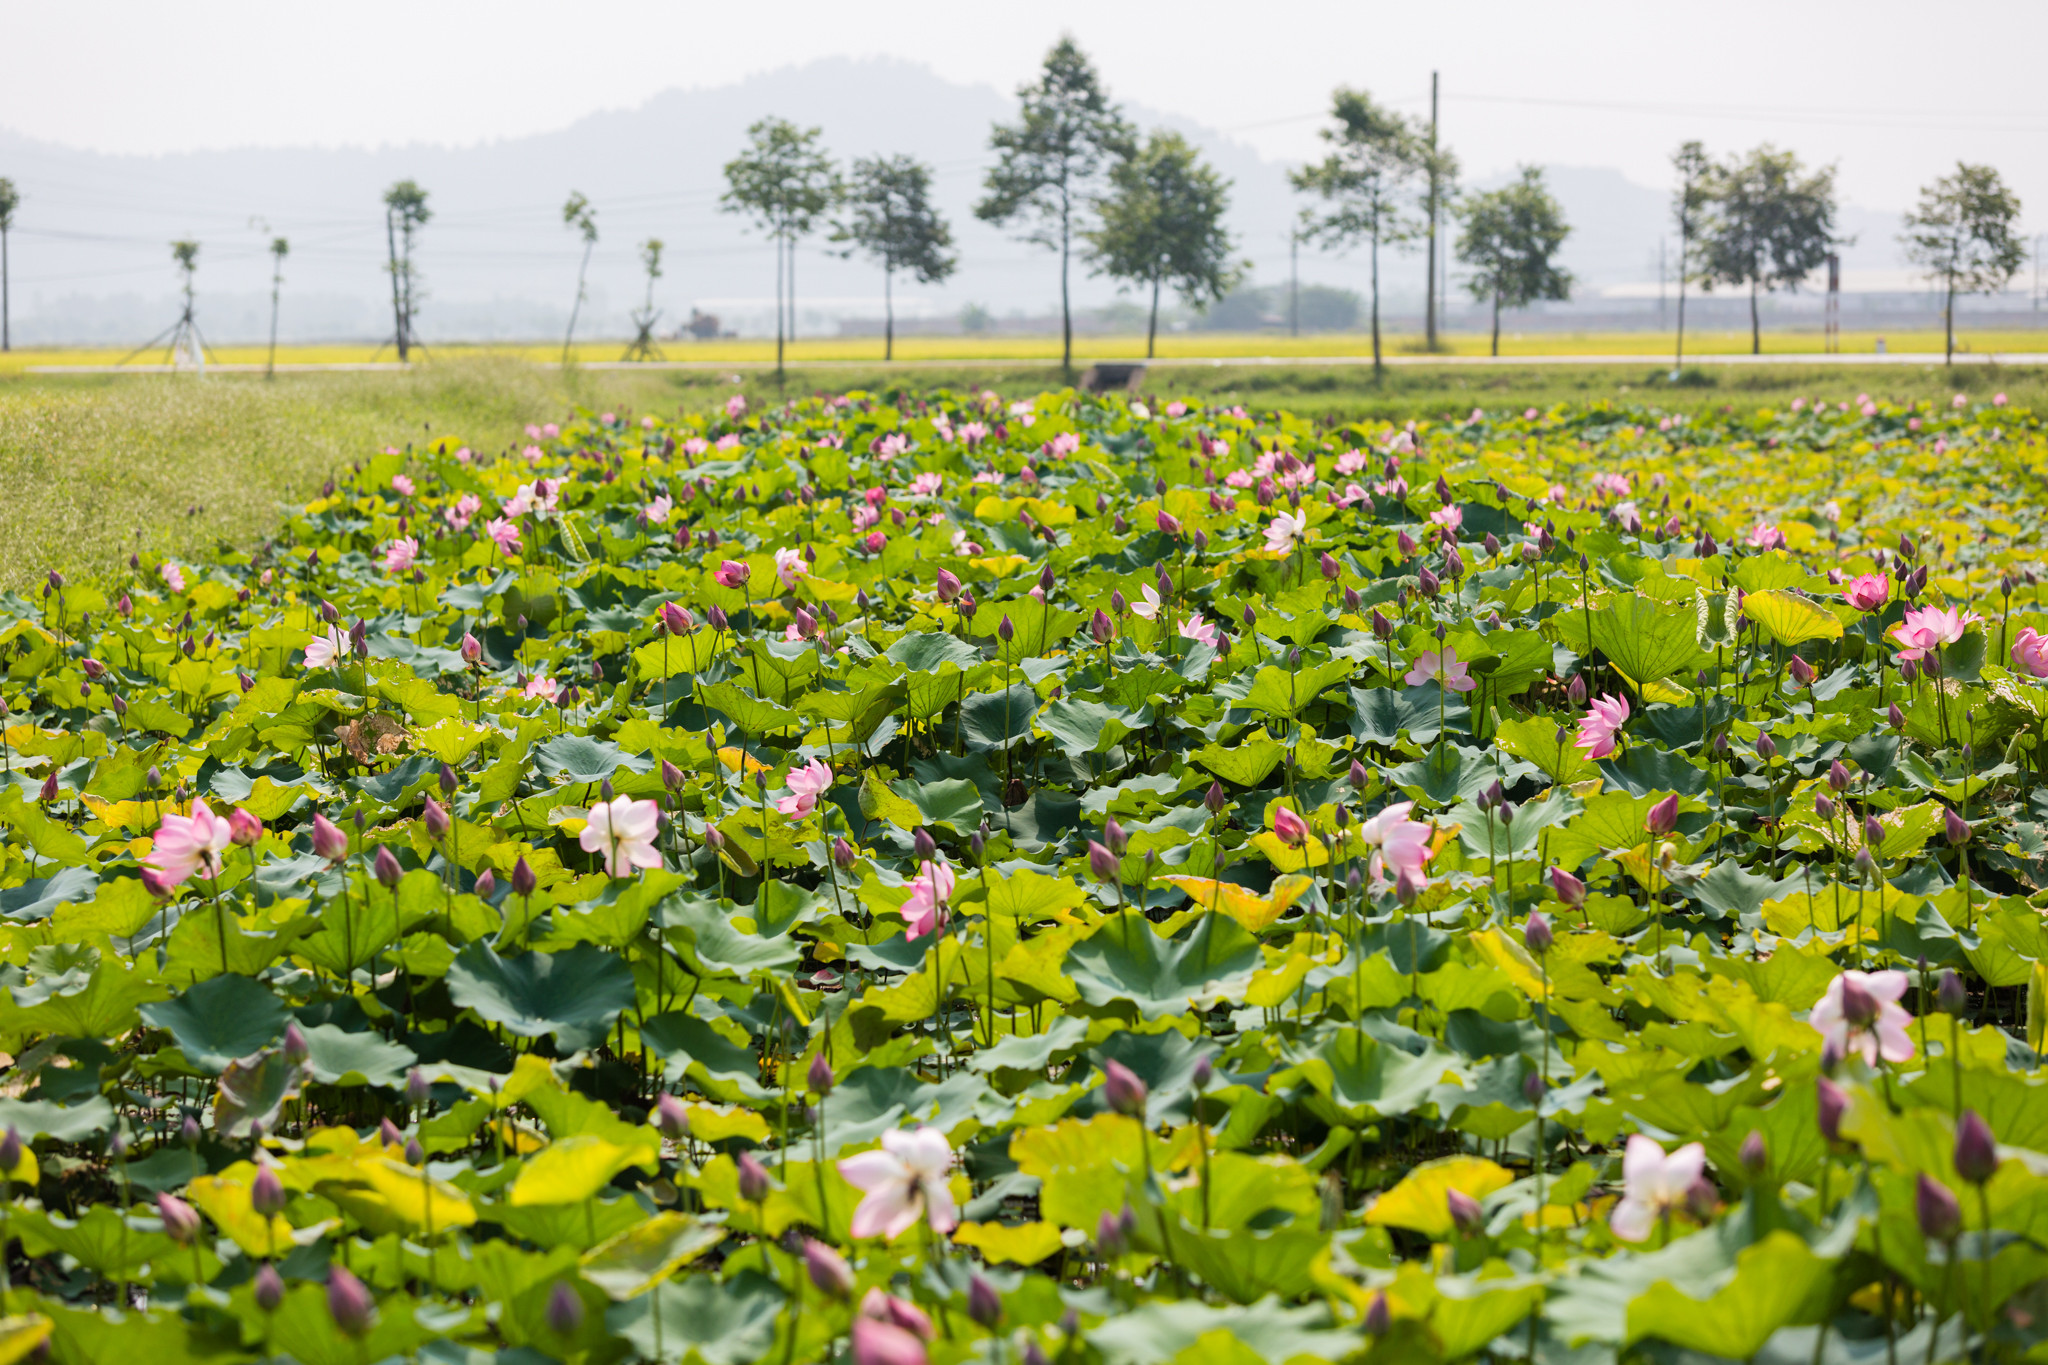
[3,354,2041,593]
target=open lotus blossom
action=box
[1888,604,1979,663]
[2013,627,2048,679]
[1609,1134,1707,1241]
[1129,584,1164,620]
[774,547,809,588]
[580,795,662,876]
[644,494,673,525]
[391,474,415,497]
[1745,522,1785,550]
[1810,968,1916,1066]
[902,858,955,938]
[160,562,187,593]
[485,517,522,556]
[1591,472,1631,500]
[1177,614,1219,649]
[146,797,235,888]
[524,674,559,702]
[1842,574,1890,612]
[838,1126,958,1240]
[1335,449,1368,475]
[1428,504,1463,531]
[1574,693,1631,759]
[381,537,418,574]
[1356,801,1435,886]
[907,471,944,497]
[779,760,833,817]
[305,627,350,668]
[1405,647,1476,693]
[443,492,481,531]
[1264,509,1309,554]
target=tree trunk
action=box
[1673,230,1687,370]
[1945,272,1955,367]
[386,209,406,362]
[1147,273,1161,359]
[1749,278,1760,356]
[884,264,894,363]
[1369,223,1382,381]
[268,274,280,379]
[1059,192,1073,374]
[774,226,785,379]
[787,236,797,352]
[1491,283,1501,358]
[564,239,592,365]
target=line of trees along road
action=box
[5,36,2026,370]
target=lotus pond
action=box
[1,387,2047,1365]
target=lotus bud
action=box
[254,1262,285,1312]
[545,1282,584,1336]
[373,845,403,887]
[1954,1110,1997,1184]
[661,760,684,792]
[1817,1076,1847,1141]
[654,1094,690,1141]
[833,837,857,871]
[1395,866,1423,907]
[1097,1209,1129,1257]
[1944,808,1970,846]
[1446,1187,1485,1235]
[404,1136,425,1166]
[1914,1172,1961,1242]
[1318,551,1341,581]
[228,807,264,847]
[1370,609,1393,641]
[1086,840,1119,884]
[180,1114,200,1146]
[1417,565,1440,598]
[1838,975,1879,1028]
[805,1238,854,1298]
[1863,814,1884,850]
[380,1117,405,1148]
[1827,761,1850,792]
[737,1151,772,1202]
[1102,1060,1148,1117]
[158,1192,203,1243]
[1090,608,1115,644]
[967,1275,1002,1328]
[1815,793,1835,821]
[327,1266,376,1338]
[1787,655,1815,686]
[312,813,349,861]
[1936,969,1967,1016]
[1645,794,1679,837]
[461,632,483,663]
[1364,1292,1391,1336]
[708,605,730,632]
[1739,1130,1767,1177]
[912,827,937,862]
[1755,732,1777,760]
[1888,703,1906,731]
[1566,673,1588,708]
[1104,818,1128,857]
[282,1021,310,1065]
[808,1053,834,1097]
[423,798,451,838]
[1523,911,1552,955]
[1110,588,1127,616]
[251,1162,287,1217]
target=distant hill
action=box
[0,58,1935,345]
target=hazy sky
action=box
[8,0,2048,217]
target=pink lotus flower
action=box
[1333,483,1370,508]
[853,1315,928,1365]
[524,674,559,702]
[305,627,350,668]
[1165,401,1187,417]
[580,795,662,876]
[381,537,418,574]
[1811,969,1916,1066]
[682,437,709,457]
[146,797,234,887]
[774,547,808,588]
[1889,604,1978,662]
[1745,522,1784,550]
[862,531,888,555]
[1357,801,1434,887]
[1592,473,1631,500]
[1263,509,1308,554]
[1177,614,1219,649]
[726,394,749,419]
[714,560,751,589]
[160,563,187,593]
[1609,1134,1707,1241]
[391,474,415,497]
[956,422,989,447]
[1405,648,1475,693]
[1843,574,1890,612]
[444,492,481,531]
[1574,693,1631,759]
[1335,450,1367,476]
[1129,585,1164,621]
[1270,805,1309,846]
[1049,432,1081,458]
[644,495,674,525]
[1428,505,1463,531]
[779,760,833,817]
[837,1126,957,1240]
[543,422,560,438]
[2012,627,2048,678]
[902,858,955,938]
[907,472,944,498]
[485,518,522,556]
[1224,469,1254,490]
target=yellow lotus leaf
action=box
[352,1157,478,1232]
[510,1135,659,1207]
[950,1220,1066,1266]
[186,1172,301,1256]
[0,1316,51,1365]
[1363,1156,1514,1238]
[1158,873,1312,934]
[716,746,771,776]
[580,1212,725,1300]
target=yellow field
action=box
[6,327,2048,376]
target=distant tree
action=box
[170,240,202,368]
[1456,167,1574,357]
[976,36,1134,373]
[1669,141,1711,371]
[267,236,288,379]
[1291,88,1426,378]
[1901,163,2026,367]
[1694,146,1837,356]
[382,180,431,361]
[624,238,665,362]
[837,155,957,362]
[0,177,16,352]
[1086,131,1241,358]
[561,192,599,364]
[721,118,838,379]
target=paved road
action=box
[25,352,2048,375]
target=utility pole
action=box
[267,237,288,379]
[1824,252,1840,354]
[1290,229,1300,337]
[1425,71,1439,352]
[1657,239,1667,328]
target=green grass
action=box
[4,355,2043,594]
